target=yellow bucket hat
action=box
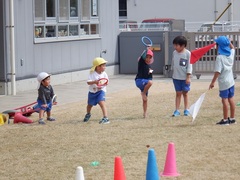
[90,57,108,72]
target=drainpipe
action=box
[228,0,233,22]
[214,0,218,20]
[9,0,16,95]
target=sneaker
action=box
[216,119,229,125]
[99,117,110,124]
[172,110,180,117]
[184,109,190,116]
[47,117,56,121]
[83,113,91,122]
[38,118,46,125]
[228,118,236,124]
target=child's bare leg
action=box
[175,91,182,110]
[222,98,228,119]
[182,91,189,110]
[46,110,55,121]
[141,92,147,101]
[98,101,107,117]
[46,111,51,118]
[143,98,147,118]
[83,105,93,122]
[228,97,235,118]
[86,104,93,114]
[39,110,44,119]
[141,81,153,101]
[38,109,46,124]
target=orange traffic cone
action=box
[160,142,180,177]
[114,156,126,180]
[14,112,33,124]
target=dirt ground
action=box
[1,80,240,180]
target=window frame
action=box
[34,0,100,43]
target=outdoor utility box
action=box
[118,31,183,75]
[170,19,185,31]
[118,32,165,74]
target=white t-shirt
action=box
[214,49,235,91]
[88,71,109,93]
[171,49,192,80]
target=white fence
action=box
[186,32,240,75]
[185,21,240,32]
[118,24,240,75]
[119,21,240,32]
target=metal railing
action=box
[119,22,173,32]
[185,21,240,32]
[118,26,240,76]
[119,21,240,32]
[186,32,240,75]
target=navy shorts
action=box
[135,78,151,96]
[88,90,105,106]
[219,86,234,98]
[173,79,190,92]
[36,100,52,112]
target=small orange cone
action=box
[14,112,33,124]
[160,142,180,177]
[114,156,126,180]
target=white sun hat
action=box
[37,72,51,88]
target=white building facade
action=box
[0,0,119,95]
[124,0,240,23]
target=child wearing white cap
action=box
[209,36,236,125]
[83,57,109,124]
[36,72,57,124]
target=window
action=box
[47,0,56,18]
[70,0,78,17]
[34,0,99,42]
[119,0,127,17]
[35,0,45,21]
[69,25,79,36]
[81,0,90,20]
[91,0,98,16]
[59,0,69,21]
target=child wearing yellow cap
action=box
[83,57,109,124]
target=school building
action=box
[0,0,119,95]
[1,0,240,95]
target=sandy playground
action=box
[0,77,240,180]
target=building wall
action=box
[127,0,240,23]
[12,0,119,79]
[1,0,119,94]
[0,0,5,82]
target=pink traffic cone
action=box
[14,112,33,124]
[160,142,180,177]
[114,156,126,180]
